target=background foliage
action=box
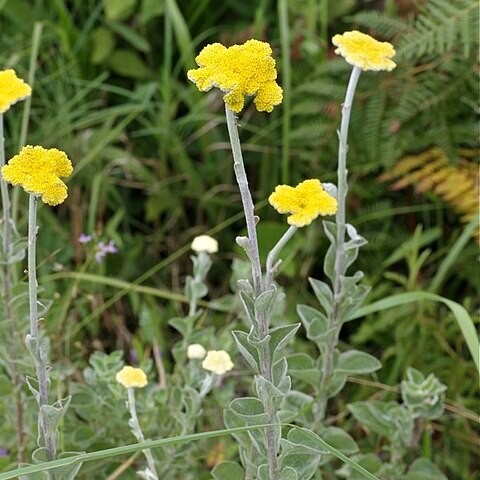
[0,0,478,478]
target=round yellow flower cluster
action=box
[1,145,73,206]
[0,69,32,114]
[187,39,283,113]
[269,179,338,227]
[116,366,148,389]
[202,350,234,375]
[332,31,396,72]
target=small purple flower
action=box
[102,240,118,254]
[129,348,138,364]
[78,233,92,244]
[95,240,119,264]
[95,251,105,264]
[0,448,9,457]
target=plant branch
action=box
[225,106,263,295]
[317,66,362,421]
[265,225,297,289]
[127,388,159,480]
[27,194,56,461]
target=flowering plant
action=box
[0,19,473,480]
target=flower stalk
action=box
[127,387,159,480]
[225,106,263,295]
[0,115,11,254]
[27,193,56,460]
[317,65,361,421]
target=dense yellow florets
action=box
[1,145,73,206]
[269,179,338,227]
[332,31,396,71]
[187,39,283,113]
[116,366,148,389]
[0,69,32,113]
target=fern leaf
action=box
[398,0,479,59]
[380,147,479,241]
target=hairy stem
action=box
[0,114,25,463]
[127,388,159,479]
[28,194,56,460]
[265,225,297,289]
[225,106,279,478]
[317,66,361,421]
[225,106,263,296]
[28,194,38,337]
[0,115,11,255]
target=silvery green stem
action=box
[265,225,297,289]
[225,106,279,478]
[333,66,361,298]
[127,388,159,480]
[28,194,56,460]
[28,194,39,337]
[0,114,11,257]
[317,66,361,421]
[188,252,209,317]
[0,114,25,463]
[225,106,263,296]
[199,372,215,399]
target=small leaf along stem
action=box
[127,388,159,479]
[317,66,362,421]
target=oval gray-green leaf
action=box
[336,350,381,374]
[321,427,359,455]
[211,461,244,480]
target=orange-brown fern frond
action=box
[380,147,479,242]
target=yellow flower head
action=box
[269,179,338,227]
[1,145,73,206]
[116,366,148,389]
[0,69,32,113]
[202,350,234,375]
[332,31,396,71]
[187,39,283,113]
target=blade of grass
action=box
[18,21,43,150]
[278,0,291,184]
[71,108,145,178]
[165,0,195,70]
[0,425,272,480]
[46,271,198,306]
[11,22,44,227]
[0,424,380,480]
[429,216,479,294]
[351,291,479,372]
[295,427,380,480]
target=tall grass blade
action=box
[429,216,479,294]
[351,292,479,372]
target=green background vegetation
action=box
[0,0,478,478]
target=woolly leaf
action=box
[336,350,381,374]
